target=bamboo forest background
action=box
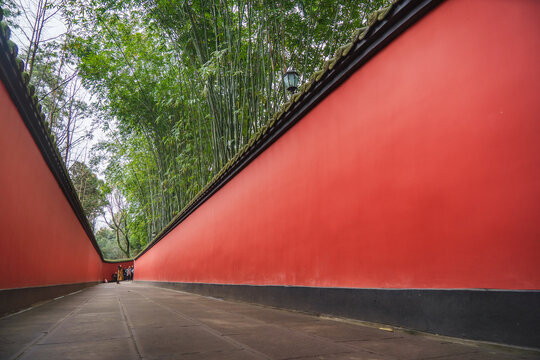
[3,0,388,259]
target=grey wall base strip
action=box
[0,282,99,317]
[140,281,540,348]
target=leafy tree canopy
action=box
[70,161,108,229]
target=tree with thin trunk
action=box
[103,190,132,258]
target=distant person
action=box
[117,265,123,284]
[131,265,135,280]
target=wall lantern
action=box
[283,68,300,94]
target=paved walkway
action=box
[0,283,537,360]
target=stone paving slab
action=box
[131,325,240,359]
[0,282,538,360]
[227,324,354,359]
[20,338,140,360]
[283,321,401,342]
[191,314,265,336]
[345,336,479,359]
[37,315,130,345]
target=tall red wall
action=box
[135,0,540,290]
[0,80,104,289]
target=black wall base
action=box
[140,281,540,348]
[0,282,98,317]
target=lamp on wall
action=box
[283,68,300,94]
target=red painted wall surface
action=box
[0,81,104,289]
[135,0,540,290]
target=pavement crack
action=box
[418,350,480,360]
[117,296,144,359]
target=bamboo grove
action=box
[11,0,389,257]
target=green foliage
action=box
[95,227,126,259]
[28,42,91,164]
[0,0,21,28]
[102,189,140,258]
[63,0,389,252]
[70,161,108,228]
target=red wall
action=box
[135,0,540,290]
[0,80,105,289]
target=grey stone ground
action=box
[0,282,538,360]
